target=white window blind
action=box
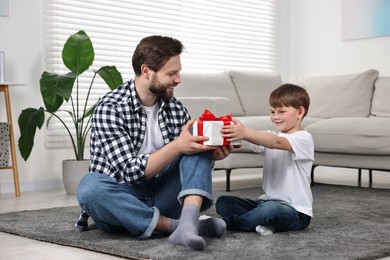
[43,0,280,148]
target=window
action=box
[43,0,280,147]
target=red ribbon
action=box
[197,109,233,146]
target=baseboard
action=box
[0,179,63,195]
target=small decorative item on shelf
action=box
[0,122,9,167]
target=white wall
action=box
[0,0,71,194]
[289,0,390,78]
[1,0,390,194]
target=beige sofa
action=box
[175,69,390,190]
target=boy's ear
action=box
[298,106,306,118]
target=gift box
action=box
[0,122,10,167]
[193,110,241,146]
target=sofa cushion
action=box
[229,71,282,116]
[305,117,390,155]
[290,69,379,118]
[178,97,231,118]
[371,76,390,117]
[237,116,275,132]
[175,71,244,116]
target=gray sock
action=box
[198,215,226,237]
[168,205,206,251]
[169,216,226,238]
[169,218,179,234]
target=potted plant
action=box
[18,30,123,194]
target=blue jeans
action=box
[77,152,213,239]
[216,196,311,232]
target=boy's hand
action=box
[221,119,246,142]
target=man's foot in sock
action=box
[255,225,275,236]
[169,225,206,251]
[198,215,226,237]
[168,204,205,251]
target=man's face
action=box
[149,55,182,101]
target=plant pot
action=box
[62,159,89,195]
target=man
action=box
[76,35,233,251]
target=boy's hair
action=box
[269,83,310,117]
[132,35,184,76]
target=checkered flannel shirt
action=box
[90,79,190,184]
[75,79,190,230]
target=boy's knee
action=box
[215,195,230,215]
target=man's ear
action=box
[140,64,151,79]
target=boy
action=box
[216,83,314,235]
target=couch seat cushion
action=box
[305,117,390,155]
[290,69,379,118]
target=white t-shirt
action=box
[250,130,314,217]
[137,103,165,155]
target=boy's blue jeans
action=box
[216,196,311,232]
[76,152,213,239]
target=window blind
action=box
[43,0,279,148]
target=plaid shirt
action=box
[89,79,191,185]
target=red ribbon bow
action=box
[197,109,233,146]
[198,109,233,122]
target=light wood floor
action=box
[1,167,390,260]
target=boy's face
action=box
[270,106,304,134]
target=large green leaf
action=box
[97,66,123,90]
[18,107,45,161]
[62,30,94,75]
[40,71,76,113]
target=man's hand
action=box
[176,119,215,155]
[211,145,234,161]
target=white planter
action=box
[62,159,89,195]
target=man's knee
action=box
[77,173,102,203]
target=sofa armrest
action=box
[177,97,231,118]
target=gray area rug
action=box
[0,183,389,260]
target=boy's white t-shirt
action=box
[250,130,314,217]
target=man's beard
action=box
[149,74,175,101]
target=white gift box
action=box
[0,122,10,167]
[193,120,241,146]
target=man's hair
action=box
[269,83,310,117]
[132,35,184,76]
